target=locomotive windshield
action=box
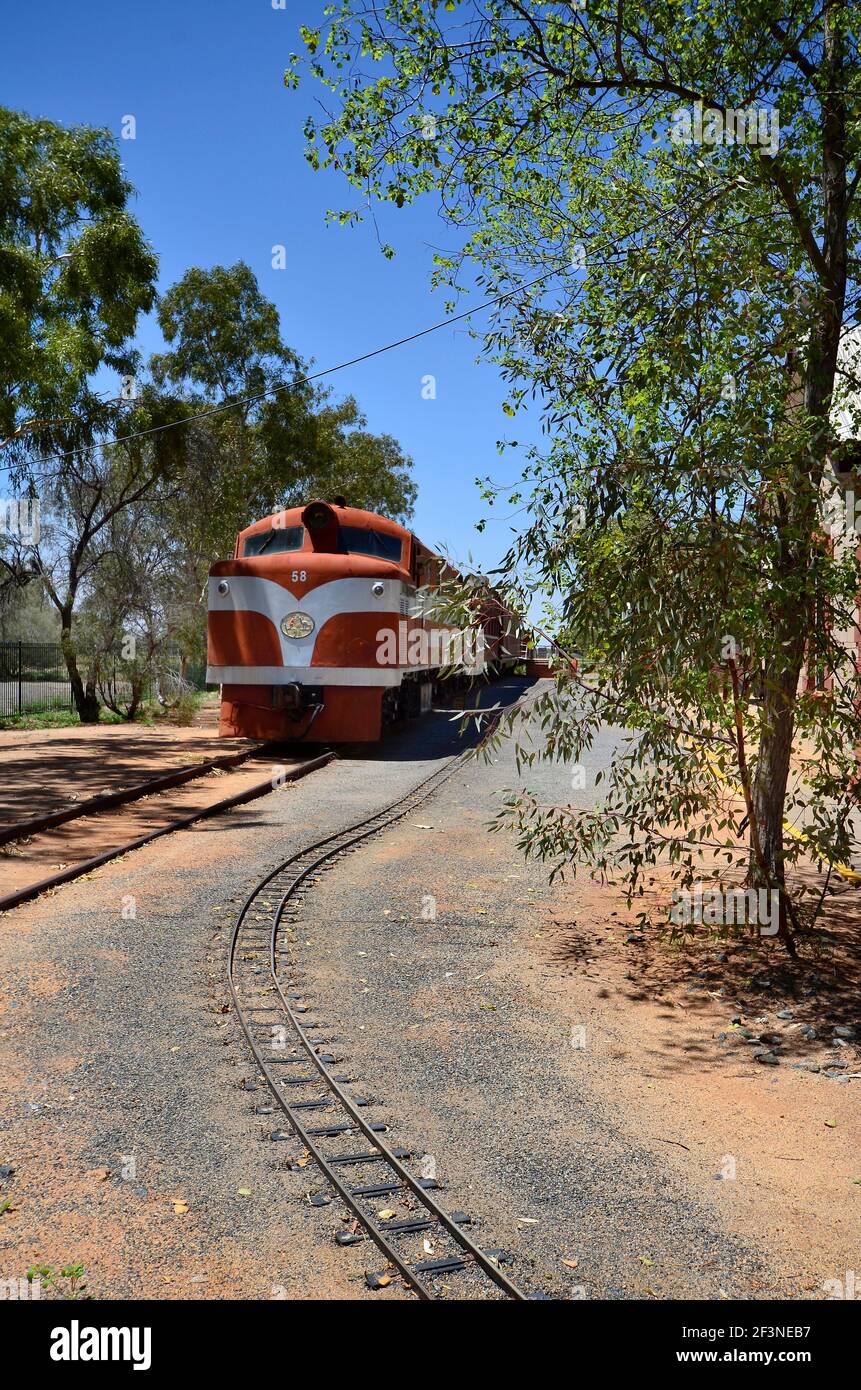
[242,525,304,556]
[338,527,403,563]
[241,522,403,563]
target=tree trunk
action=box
[745,4,848,948]
[60,620,100,723]
[747,655,802,892]
[125,673,144,721]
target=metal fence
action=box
[0,641,72,718]
[0,641,208,719]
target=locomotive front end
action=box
[207,500,423,741]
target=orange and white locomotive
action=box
[207,499,522,741]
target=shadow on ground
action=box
[542,867,861,1076]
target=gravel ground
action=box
[0,677,831,1300]
[0,681,521,1300]
[287,694,794,1301]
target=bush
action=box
[170,691,201,726]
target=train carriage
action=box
[207,499,523,742]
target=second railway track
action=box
[228,731,530,1301]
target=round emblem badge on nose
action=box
[281,612,315,639]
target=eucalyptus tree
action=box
[26,388,192,721]
[153,262,416,568]
[0,105,158,475]
[0,103,165,718]
[292,1,861,946]
[8,256,417,723]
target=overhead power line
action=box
[21,266,564,473]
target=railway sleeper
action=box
[307,1121,386,1137]
[350,1180,405,1198]
[411,1257,468,1276]
[374,1212,471,1237]
[327,1148,410,1166]
[363,1256,468,1290]
[335,1212,467,1247]
[277,1075,319,1086]
[335,1221,442,1247]
[288,1094,371,1109]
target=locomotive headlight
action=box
[217,580,230,596]
[281,612,315,639]
[371,582,385,597]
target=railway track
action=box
[0,752,333,913]
[228,732,530,1301]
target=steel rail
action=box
[0,741,274,848]
[228,708,528,1300]
[269,774,526,1296]
[0,751,334,914]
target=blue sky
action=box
[4,0,541,572]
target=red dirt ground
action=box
[0,715,259,832]
[0,715,311,901]
[533,866,861,1290]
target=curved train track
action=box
[228,722,529,1301]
